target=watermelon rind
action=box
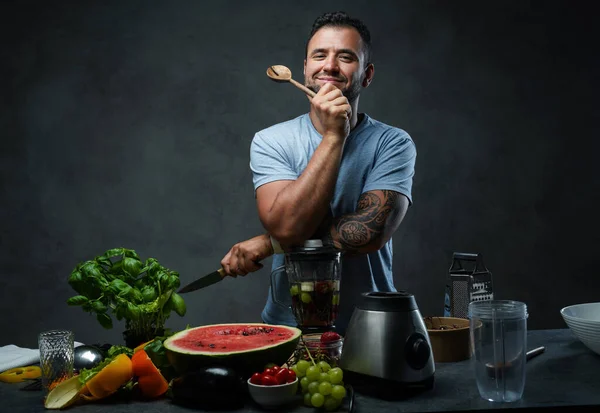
[163,323,301,378]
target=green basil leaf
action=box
[161,295,173,316]
[104,248,125,259]
[145,258,158,267]
[96,313,113,329]
[157,271,169,288]
[128,288,143,303]
[122,257,142,278]
[126,303,141,320]
[144,338,169,374]
[68,271,83,285]
[118,285,132,298]
[67,270,94,297]
[67,295,89,306]
[95,256,113,269]
[91,300,107,312]
[81,261,103,279]
[145,261,161,278]
[169,293,186,317]
[95,277,110,291]
[123,249,140,259]
[167,274,180,290]
[110,260,123,274]
[109,279,131,295]
[141,286,157,302]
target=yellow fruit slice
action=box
[44,375,83,410]
[0,366,41,383]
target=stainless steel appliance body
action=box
[339,291,435,398]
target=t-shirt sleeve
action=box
[362,130,417,205]
[250,131,299,191]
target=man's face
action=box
[304,26,372,103]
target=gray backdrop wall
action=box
[2,0,598,347]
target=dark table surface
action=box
[2,328,599,413]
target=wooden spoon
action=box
[266,65,316,98]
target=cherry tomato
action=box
[250,372,262,385]
[286,369,297,383]
[274,368,289,384]
[263,368,275,376]
[271,365,281,374]
[261,374,279,386]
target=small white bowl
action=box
[247,377,299,409]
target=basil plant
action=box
[67,248,186,344]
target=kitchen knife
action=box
[178,268,226,294]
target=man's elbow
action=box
[263,221,309,247]
[354,234,391,254]
[270,231,305,247]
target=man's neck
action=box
[309,97,361,136]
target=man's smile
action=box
[316,76,345,83]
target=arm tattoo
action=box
[333,190,399,251]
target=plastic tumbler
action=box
[468,300,528,402]
[38,330,74,392]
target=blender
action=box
[271,239,342,334]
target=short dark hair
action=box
[306,11,372,66]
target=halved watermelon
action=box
[163,323,301,378]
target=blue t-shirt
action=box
[250,113,417,334]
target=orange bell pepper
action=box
[80,353,133,401]
[131,349,168,398]
[0,366,41,383]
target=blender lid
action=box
[287,239,341,256]
[357,291,419,312]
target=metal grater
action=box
[444,252,494,318]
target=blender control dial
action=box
[404,333,431,370]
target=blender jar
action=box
[271,240,342,331]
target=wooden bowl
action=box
[424,316,472,362]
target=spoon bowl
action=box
[266,65,316,98]
[266,65,292,82]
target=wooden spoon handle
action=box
[289,78,316,98]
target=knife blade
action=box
[178,268,226,294]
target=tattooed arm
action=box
[220,190,408,275]
[321,190,409,254]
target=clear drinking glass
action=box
[469,300,528,402]
[38,330,74,392]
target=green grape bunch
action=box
[289,358,347,411]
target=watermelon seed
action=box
[209,344,215,348]
[242,331,249,336]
